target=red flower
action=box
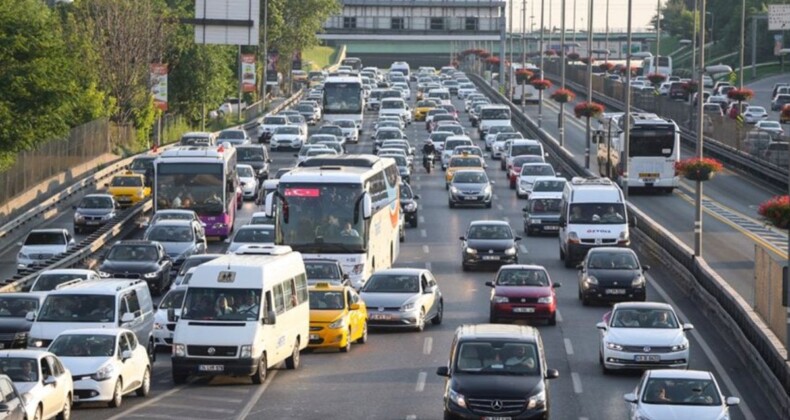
[674,157,723,176]
[574,102,605,119]
[618,65,639,76]
[647,73,667,86]
[681,81,699,93]
[544,50,556,56]
[580,57,595,65]
[531,79,553,90]
[567,52,580,61]
[550,88,576,103]
[758,195,790,228]
[727,88,754,102]
[598,62,615,72]
[485,56,501,65]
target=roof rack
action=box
[570,176,613,186]
[54,279,85,290]
[234,245,293,256]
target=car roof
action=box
[612,301,673,311]
[587,246,635,254]
[45,279,146,295]
[469,220,511,227]
[59,328,130,337]
[148,219,194,227]
[308,283,346,292]
[29,229,68,234]
[82,194,114,199]
[456,324,539,341]
[39,269,96,275]
[155,209,197,216]
[498,264,547,271]
[303,258,341,265]
[371,268,425,276]
[236,224,274,231]
[647,369,713,380]
[116,240,157,246]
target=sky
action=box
[507,0,660,33]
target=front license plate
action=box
[484,417,512,420]
[309,334,319,340]
[464,196,477,201]
[543,226,559,231]
[606,289,626,295]
[482,256,500,261]
[370,313,391,320]
[87,221,100,225]
[513,307,535,313]
[635,355,661,362]
[118,198,131,202]
[72,395,79,401]
[198,365,224,372]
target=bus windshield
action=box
[156,163,226,215]
[629,131,675,157]
[323,82,362,114]
[181,288,262,321]
[276,183,367,253]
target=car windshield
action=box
[748,107,765,113]
[445,140,472,151]
[497,269,549,286]
[521,165,554,176]
[443,126,464,135]
[159,289,186,310]
[512,145,543,156]
[641,378,721,406]
[761,122,780,128]
[288,116,304,124]
[430,133,452,143]
[377,131,403,140]
[297,105,313,112]
[455,148,481,156]
[467,224,513,239]
[111,176,142,187]
[336,120,355,128]
[309,135,335,143]
[219,130,244,139]
[455,342,540,375]
[79,196,113,209]
[181,287,262,321]
[24,232,65,246]
[238,166,255,178]
[32,273,88,291]
[236,147,265,161]
[178,256,216,276]
[529,198,561,214]
[233,228,273,243]
[362,274,419,293]
[498,133,523,141]
[568,203,626,224]
[453,172,488,184]
[417,101,435,108]
[587,251,638,269]
[129,158,154,171]
[481,108,511,119]
[450,157,483,167]
[264,117,287,125]
[276,126,300,134]
[250,215,274,225]
[305,263,341,281]
[382,101,404,109]
[611,308,678,329]
[399,184,414,199]
[49,334,116,357]
[308,291,345,310]
[0,297,39,318]
[318,127,343,136]
[0,358,39,382]
[532,180,565,192]
[107,245,158,261]
[37,295,116,322]
[434,115,455,122]
[382,155,408,166]
[146,225,193,242]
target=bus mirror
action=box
[362,193,373,220]
[264,192,275,218]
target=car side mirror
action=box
[552,282,561,288]
[167,308,176,322]
[121,350,133,361]
[349,303,360,311]
[545,369,559,379]
[683,323,695,331]
[43,375,57,386]
[628,216,637,228]
[72,205,77,210]
[726,397,740,406]
[224,238,231,244]
[16,242,23,247]
[514,236,522,241]
[293,154,298,157]
[120,312,134,323]
[576,263,584,270]
[265,310,277,325]
[485,281,495,288]
[436,366,450,377]
[596,322,607,330]
[459,236,465,241]
[267,158,273,163]
[25,311,35,322]
[623,393,638,403]
[104,183,109,188]
[413,195,420,200]
[558,220,566,227]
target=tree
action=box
[0,0,108,171]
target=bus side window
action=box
[274,284,285,315]
[264,291,272,316]
[295,273,308,305]
[284,279,297,310]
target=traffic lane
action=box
[747,73,786,120]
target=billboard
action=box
[241,54,256,92]
[150,64,168,111]
[769,5,790,31]
[266,51,279,85]
[194,0,260,46]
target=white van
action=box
[390,61,411,77]
[558,177,630,268]
[478,105,512,137]
[170,245,309,384]
[179,131,215,147]
[427,88,452,106]
[27,279,156,356]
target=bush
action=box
[598,62,615,72]
[758,195,790,229]
[531,79,553,90]
[647,73,667,86]
[567,52,580,61]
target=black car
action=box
[98,240,173,295]
[522,195,562,236]
[437,324,559,420]
[73,194,118,234]
[461,221,521,271]
[577,247,648,305]
[236,145,272,181]
[399,183,420,228]
[0,294,43,349]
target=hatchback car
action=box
[0,350,73,420]
[460,221,521,271]
[304,259,350,286]
[577,247,648,305]
[486,265,560,325]
[270,125,305,151]
[624,369,739,419]
[506,155,544,188]
[516,163,556,198]
[448,170,493,209]
[0,374,26,420]
[360,268,443,331]
[236,164,259,201]
[307,283,368,352]
[153,285,186,349]
[73,194,118,234]
[142,220,207,273]
[225,225,275,253]
[0,293,48,349]
[333,119,359,143]
[16,229,75,272]
[216,129,250,146]
[598,302,692,373]
[755,120,784,140]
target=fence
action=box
[754,244,788,346]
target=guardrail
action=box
[470,73,790,413]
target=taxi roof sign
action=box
[314,282,331,288]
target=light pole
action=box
[691,0,697,80]
[261,0,269,110]
[560,0,567,147]
[605,0,610,63]
[585,0,594,170]
[705,11,714,63]
[539,0,545,128]
[573,0,577,44]
[509,0,514,101]
[623,0,633,200]
[522,0,527,110]
[655,0,661,74]
[739,0,745,88]
[695,0,707,257]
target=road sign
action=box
[769,5,790,31]
[193,0,260,46]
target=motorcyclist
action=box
[421,140,436,171]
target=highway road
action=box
[0,90,779,419]
[747,73,788,121]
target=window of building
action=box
[391,17,405,30]
[343,17,356,29]
[430,18,445,31]
[465,17,478,31]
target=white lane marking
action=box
[235,369,279,419]
[418,216,425,224]
[571,372,583,394]
[157,378,169,384]
[579,417,590,420]
[157,403,235,414]
[106,385,187,420]
[415,371,427,392]
[406,415,417,420]
[518,244,528,254]
[422,245,430,254]
[647,275,755,419]
[420,229,427,238]
[493,194,499,200]
[194,395,244,404]
[423,337,433,355]
[564,338,574,355]
[425,262,432,271]
[496,204,504,210]
[556,310,563,323]
[126,415,195,420]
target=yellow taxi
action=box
[308,282,368,352]
[445,153,486,189]
[106,171,150,206]
[413,99,438,121]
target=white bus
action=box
[171,246,309,384]
[264,155,401,289]
[642,55,672,76]
[323,76,364,130]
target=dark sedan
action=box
[98,240,173,295]
[400,183,420,228]
[577,247,648,305]
[461,221,521,271]
[72,194,118,234]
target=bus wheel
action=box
[252,354,267,384]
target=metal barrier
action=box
[470,73,790,413]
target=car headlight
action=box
[400,302,416,312]
[529,218,542,224]
[18,252,29,260]
[465,248,477,255]
[138,190,145,198]
[537,296,553,304]
[449,186,459,194]
[98,271,111,278]
[504,247,517,256]
[483,185,492,195]
[143,271,160,279]
[448,388,467,408]
[404,202,417,212]
[618,231,630,244]
[154,322,163,330]
[606,342,624,351]
[328,318,347,329]
[584,276,598,285]
[173,343,186,357]
[631,275,646,288]
[240,345,252,358]
[526,389,546,409]
[671,341,689,351]
[492,296,509,303]
[74,214,85,222]
[351,264,364,275]
[27,337,44,348]
[103,212,115,220]
[91,363,116,381]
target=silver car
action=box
[359,268,443,332]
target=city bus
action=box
[322,75,364,130]
[263,155,400,289]
[154,146,239,239]
[642,55,672,76]
[598,113,680,193]
[340,57,363,72]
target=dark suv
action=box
[400,182,420,227]
[668,82,687,101]
[437,324,559,419]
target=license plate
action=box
[639,173,659,178]
[309,334,319,340]
[118,198,131,202]
[482,256,500,261]
[543,226,559,231]
[635,355,661,362]
[513,307,535,313]
[606,289,626,295]
[484,417,512,420]
[464,196,477,201]
[370,313,391,320]
[198,365,224,372]
[87,221,100,225]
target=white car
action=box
[624,369,740,420]
[225,225,275,253]
[379,98,412,125]
[216,129,250,146]
[153,285,186,350]
[0,350,73,420]
[658,82,672,96]
[334,119,359,143]
[48,328,150,408]
[259,115,290,143]
[30,269,100,292]
[743,106,768,124]
[376,115,405,131]
[516,163,556,198]
[393,83,411,99]
[295,145,334,165]
[457,84,477,99]
[597,302,692,373]
[16,229,75,272]
[491,133,524,159]
[249,211,274,225]
[484,126,517,151]
[440,136,474,170]
[755,120,784,139]
[270,125,306,151]
[237,164,259,201]
[141,209,205,239]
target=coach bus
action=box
[322,75,364,130]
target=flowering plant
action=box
[485,56,500,65]
[573,102,605,119]
[550,88,576,103]
[619,65,639,76]
[681,81,698,94]
[544,50,556,57]
[580,57,594,65]
[567,52,580,61]
[727,88,754,102]
[598,62,615,72]
[673,157,723,181]
[647,73,667,86]
[758,195,790,229]
[531,79,553,90]
[515,68,534,83]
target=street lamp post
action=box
[585,0,594,170]
[695,1,707,257]
[605,0,610,63]
[623,0,633,200]
[509,0,514,101]
[739,0,745,88]
[656,0,661,74]
[560,0,567,147]
[691,0,697,80]
[539,0,546,128]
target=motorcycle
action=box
[423,153,435,173]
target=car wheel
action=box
[399,227,405,243]
[600,352,611,375]
[108,378,123,408]
[448,200,455,208]
[340,329,352,353]
[147,339,156,364]
[582,293,590,306]
[415,309,426,332]
[56,395,71,420]
[485,201,492,209]
[357,321,368,344]
[32,405,42,420]
[462,263,469,272]
[548,312,557,326]
[251,354,267,384]
[285,339,300,369]
[410,217,418,228]
[74,226,82,235]
[564,254,575,268]
[431,301,443,325]
[444,409,458,420]
[136,367,151,397]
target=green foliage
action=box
[266,0,341,75]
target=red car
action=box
[486,264,560,325]
[507,156,546,188]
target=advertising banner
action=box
[266,51,279,84]
[292,51,302,71]
[150,64,168,111]
[775,34,784,57]
[241,54,256,92]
